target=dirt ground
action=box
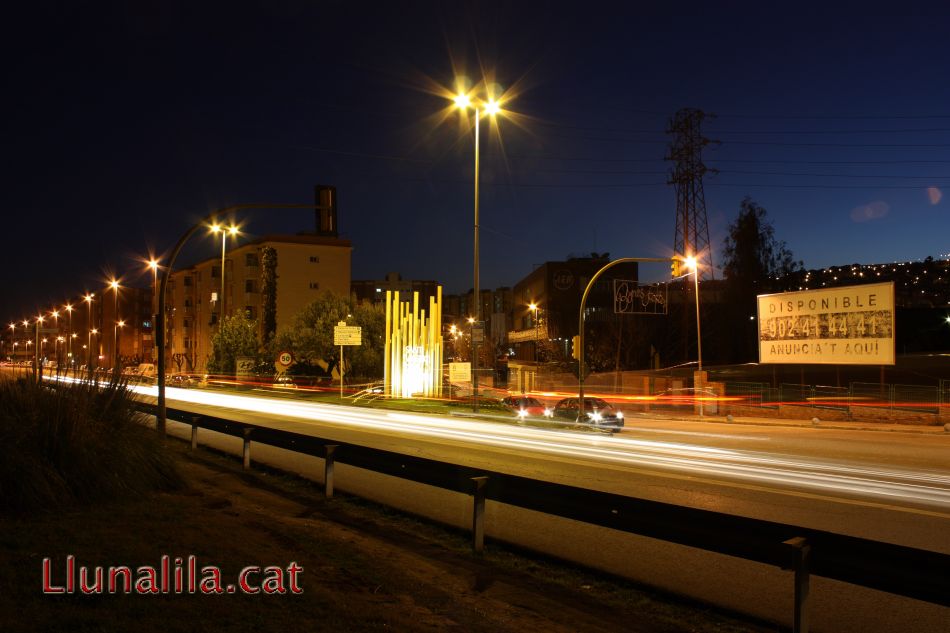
[0,442,777,633]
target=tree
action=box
[207,312,260,375]
[260,246,278,345]
[272,291,386,381]
[720,197,803,362]
[722,197,802,290]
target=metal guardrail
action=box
[136,400,950,632]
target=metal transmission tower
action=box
[667,108,717,280]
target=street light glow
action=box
[453,93,471,109]
[685,255,697,270]
[484,99,501,116]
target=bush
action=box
[0,378,182,515]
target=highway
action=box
[94,381,950,630]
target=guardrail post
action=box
[324,445,338,499]
[471,476,489,553]
[242,428,252,470]
[782,537,811,633]
[190,416,199,450]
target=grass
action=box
[0,376,182,515]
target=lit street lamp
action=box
[210,224,239,324]
[64,303,74,370]
[529,302,541,362]
[147,258,160,362]
[109,279,121,371]
[452,86,505,412]
[84,294,95,378]
[8,322,15,361]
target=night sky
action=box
[4,2,950,321]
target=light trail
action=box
[112,382,950,511]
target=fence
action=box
[138,400,950,633]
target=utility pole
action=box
[667,108,717,364]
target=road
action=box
[58,378,950,630]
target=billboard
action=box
[757,282,895,365]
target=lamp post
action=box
[683,255,704,416]
[210,224,239,325]
[88,328,98,379]
[64,304,73,372]
[452,90,503,412]
[34,315,44,383]
[8,323,14,362]
[83,294,95,378]
[147,258,160,362]
[109,280,121,372]
[50,310,60,365]
[529,302,541,362]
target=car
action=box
[273,373,297,389]
[169,373,199,387]
[550,397,624,432]
[501,395,547,419]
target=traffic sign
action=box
[334,323,362,346]
[277,350,294,367]
[448,362,471,382]
[471,321,485,344]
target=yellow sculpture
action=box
[383,288,443,398]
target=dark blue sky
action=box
[4,1,950,320]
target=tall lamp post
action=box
[8,323,15,362]
[50,310,60,365]
[452,89,503,412]
[64,304,74,372]
[108,279,121,373]
[683,255,704,416]
[147,259,160,362]
[210,224,239,325]
[83,294,95,378]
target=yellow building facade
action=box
[164,234,351,373]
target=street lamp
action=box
[64,303,74,370]
[679,255,704,417]
[147,258,160,361]
[50,310,60,364]
[108,279,121,371]
[452,87,506,412]
[209,224,239,324]
[8,323,14,361]
[83,293,95,378]
[529,302,541,362]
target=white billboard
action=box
[757,282,895,365]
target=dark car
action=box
[501,395,547,419]
[551,397,624,432]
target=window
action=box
[309,255,320,263]
[184,298,192,307]
[211,266,220,279]
[245,253,258,266]
[245,306,257,319]
[183,319,190,329]
[183,276,193,286]
[309,282,319,290]
[245,279,256,293]
[184,339,191,349]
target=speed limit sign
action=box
[277,351,294,367]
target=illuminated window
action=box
[309,255,320,263]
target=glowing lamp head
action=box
[484,100,501,116]
[684,256,697,271]
[109,280,120,291]
[453,93,471,109]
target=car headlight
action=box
[543,408,553,418]
[616,411,624,419]
[517,408,527,418]
[591,412,603,422]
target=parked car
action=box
[501,395,547,419]
[168,373,199,387]
[551,397,624,432]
